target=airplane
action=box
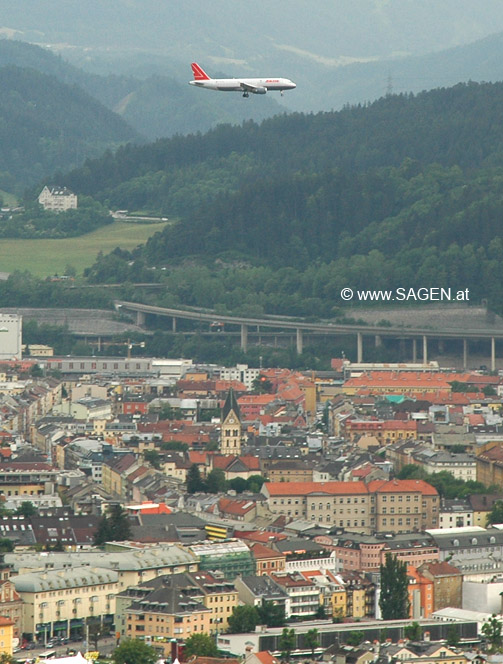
[189,62,296,98]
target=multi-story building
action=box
[321,532,439,572]
[371,478,439,533]
[274,539,337,574]
[0,556,22,640]
[408,566,434,619]
[269,572,320,618]
[219,364,260,391]
[266,460,315,483]
[125,578,212,654]
[0,617,13,656]
[0,462,58,499]
[262,481,371,531]
[102,454,138,498]
[13,567,118,641]
[469,493,503,527]
[439,498,473,528]
[344,419,417,445]
[248,543,286,576]
[38,186,77,212]
[416,561,463,612]
[188,540,255,580]
[234,574,291,619]
[6,544,198,592]
[343,372,453,397]
[476,444,503,486]
[117,571,238,638]
[262,479,439,534]
[426,526,503,574]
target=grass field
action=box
[0,190,18,207]
[0,221,167,278]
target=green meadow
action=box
[0,221,167,277]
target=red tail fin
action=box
[191,62,210,81]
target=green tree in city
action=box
[279,627,296,662]
[143,449,161,469]
[113,639,157,664]
[257,600,285,628]
[304,629,319,657]
[206,468,227,493]
[447,624,460,647]
[15,501,38,518]
[346,631,365,646]
[187,463,205,493]
[0,654,15,664]
[184,633,218,658]
[0,539,14,553]
[379,553,410,620]
[482,614,503,652]
[227,605,260,633]
[487,500,503,525]
[404,622,422,641]
[94,504,131,545]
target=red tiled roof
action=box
[344,371,453,389]
[253,653,280,664]
[189,451,209,464]
[368,478,438,496]
[217,497,256,516]
[418,560,462,576]
[248,542,285,559]
[265,480,369,497]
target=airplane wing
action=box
[239,81,266,94]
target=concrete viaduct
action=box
[115,300,503,369]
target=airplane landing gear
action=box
[242,91,249,98]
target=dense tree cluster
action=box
[187,464,265,495]
[0,65,138,188]
[0,197,112,238]
[397,465,499,499]
[67,81,503,318]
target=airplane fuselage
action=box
[189,77,296,93]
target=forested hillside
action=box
[46,81,503,318]
[0,65,140,188]
[0,40,283,142]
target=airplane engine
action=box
[252,87,267,94]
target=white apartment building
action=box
[219,364,260,390]
[38,187,78,212]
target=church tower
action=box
[220,388,242,455]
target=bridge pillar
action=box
[463,339,468,370]
[422,335,428,364]
[491,337,496,372]
[296,328,303,355]
[412,338,417,363]
[241,324,248,353]
[357,332,363,363]
[375,335,382,347]
[136,311,146,326]
[438,339,444,354]
[172,317,177,333]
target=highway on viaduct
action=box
[115,300,503,369]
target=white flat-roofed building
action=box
[0,315,22,361]
[219,364,260,390]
